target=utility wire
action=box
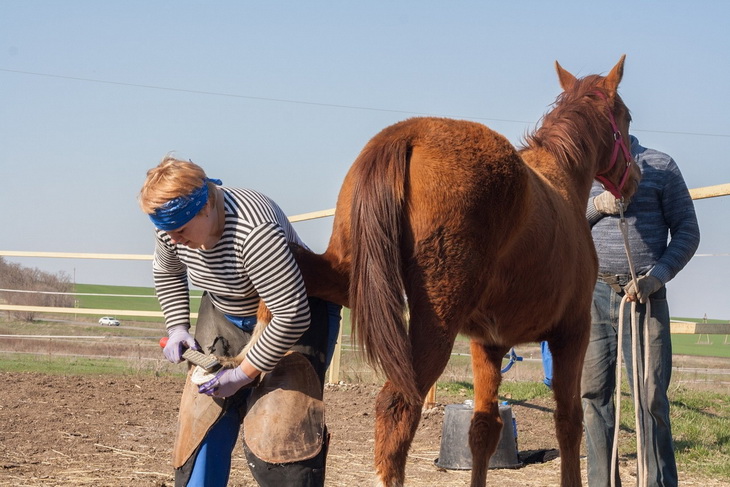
[0,67,525,124]
[3,67,729,138]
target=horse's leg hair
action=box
[469,341,509,487]
[548,322,590,487]
[373,381,422,487]
[373,304,459,487]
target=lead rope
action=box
[611,200,650,487]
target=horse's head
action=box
[556,55,641,202]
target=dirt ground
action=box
[0,372,724,487]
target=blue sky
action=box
[1,1,729,319]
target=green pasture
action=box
[671,316,730,358]
[74,283,202,322]
[75,283,159,311]
[671,334,730,358]
[70,285,730,358]
[0,354,162,375]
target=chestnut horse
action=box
[290,56,639,486]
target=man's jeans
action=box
[581,280,678,487]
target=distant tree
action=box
[0,257,74,322]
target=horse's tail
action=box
[349,134,420,404]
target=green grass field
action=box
[671,334,730,358]
[70,285,730,358]
[74,283,202,321]
[0,354,159,375]
[671,316,730,358]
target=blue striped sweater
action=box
[586,136,700,285]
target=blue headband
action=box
[149,178,222,231]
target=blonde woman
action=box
[139,156,340,487]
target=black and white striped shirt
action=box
[153,186,310,372]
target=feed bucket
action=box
[435,403,521,470]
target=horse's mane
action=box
[522,75,631,170]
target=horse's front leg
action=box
[469,342,509,487]
[549,320,590,487]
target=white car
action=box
[99,316,121,326]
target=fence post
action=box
[424,385,437,409]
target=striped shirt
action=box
[586,135,700,284]
[152,186,310,372]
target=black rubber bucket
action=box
[435,402,522,470]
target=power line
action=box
[4,67,728,138]
[1,67,498,120]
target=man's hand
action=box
[594,190,629,215]
[198,366,253,398]
[163,325,198,363]
[625,275,663,304]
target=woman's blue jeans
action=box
[581,280,677,487]
[187,406,242,487]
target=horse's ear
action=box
[555,60,578,91]
[603,54,626,94]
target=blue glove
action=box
[625,275,663,304]
[163,325,199,363]
[198,367,253,398]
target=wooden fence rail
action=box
[670,321,730,334]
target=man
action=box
[582,135,700,487]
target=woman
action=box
[139,156,339,487]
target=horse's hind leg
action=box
[469,342,509,487]
[549,323,590,487]
[373,307,459,487]
[373,381,423,487]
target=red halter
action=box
[593,91,634,198]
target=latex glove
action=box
[593,190,629,215]
[198,366,253,398]
[163,325,199,363]
[624,275,663,304]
